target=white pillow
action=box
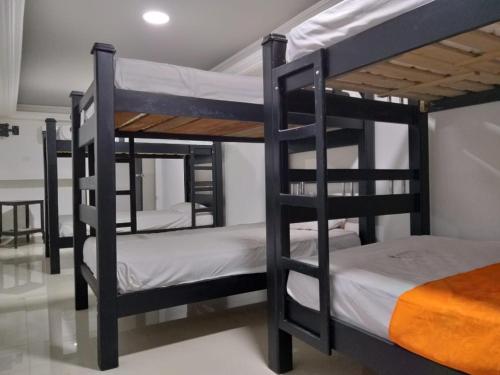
[169,202,206,213]
[290,219,345,231]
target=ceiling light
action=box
[143,11,170,25]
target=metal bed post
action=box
[409,109,430,235]
[91,43,119,371]
[262,33,292,373]
[45,118,61,274]
[42,132,50,258]
[70,91,88,311]
[128,137,137,233]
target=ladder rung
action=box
[282,257,319,278]
[278,124,316,142]
[116,222,132,228]
[280,194,317,208]
[194,187,213,192]
[116,190,131,195]
[279,319,325,353]
[194,208,212,213]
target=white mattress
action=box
[115,58,263,104]
[59,208,213,237]
[83,222,361,293]
[286,0,434,62]
[287,236,500,340]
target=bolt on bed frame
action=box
[43,118,223,274]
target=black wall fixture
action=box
[0,123,19,137]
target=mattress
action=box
[59,208,213,237]
[115,58,263,104]
[83,222,361,293]
[286,0,434,62]
[287,235,500,340]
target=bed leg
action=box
[74,266,88,311]
[268,327,293,373]
[97,304,118,370]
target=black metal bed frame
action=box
[263,1,500,374]
[42,118,224,274]
[69,41,370,370]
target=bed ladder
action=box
[114,138,137,233]
[189,146,216,227]
[271,49,331,354]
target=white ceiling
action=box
[18,0,319,108]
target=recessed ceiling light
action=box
[143,11,170,25]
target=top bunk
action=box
[281,0,500,113]
[78,44,364,143]
[77,45,266,143]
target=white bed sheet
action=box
[115,58,263,104]
[287,235,500,340]
[59,208,213,237]
[286,0,434,62]
[83,222,361,293]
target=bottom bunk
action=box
[284,236,500,375]
[82,222,360,294]
[77,221,361,369]
[58,202,213,237]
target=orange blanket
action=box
[389,263,500,375]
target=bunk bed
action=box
[42,118,223,275]
[262,1,500,374]
[69,41,373,370]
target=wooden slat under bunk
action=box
[328,22,500,102]
[115,111,264,139]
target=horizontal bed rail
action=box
[78,115,96,147]
[79,176,96,190]
[79,204,97,228]
[282,194,419,222]
[80,81,95,112]
[288,169,418,182]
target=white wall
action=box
[0,113,70,231]
[155,159,185,210]
[429,103,500,241]
[222,143,266,225]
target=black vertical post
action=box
[314,49,331,353]
[190,148,196,227]
[45,118,60,273]
[213,142,224,227]
[40,201,44,245]
[358,96,376,244]
[42,133,50,257]
[13,204,18,249]
[184,155,191,203]
[129,137,137,233]
[262,33,292,373]
[70,91,88,311]
[25,204,29,242]
[135,158,143,211]
[409,108,430,235]
[92,43,118,371]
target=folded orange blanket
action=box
[389,263,500,375]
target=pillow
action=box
[169,202,206,213]
[290,219,345,231]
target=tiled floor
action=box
[0,238,367,374]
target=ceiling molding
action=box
[4,105,71,123]
[0,0,25,117]
[211,0,342,75]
